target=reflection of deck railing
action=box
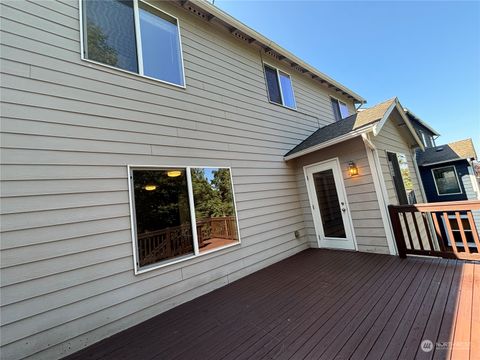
[388,200,480,260]
[138,216,237,267]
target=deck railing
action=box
[388,200,480,260]
[137,216,237,266]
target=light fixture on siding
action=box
[348,161,359,177]
[167,170,182,178]
[144,184,157,191]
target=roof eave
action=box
[284,124,375,161]
[183,0,366,104]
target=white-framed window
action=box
[80,0,185,87]
[331,97,350,121]
[263,63,297,109]
[432,166,462,195]
[128,166,241,273]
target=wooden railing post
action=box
[388,205,407,258]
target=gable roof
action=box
[404,108,440,136]
[416,138,477,166]
[176,0,365,104]
[284,98,423,160]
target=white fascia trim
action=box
[192,0,366,104]
[419,158,471,167]
[373,100,425,151]
[403,108,440,136]
[361,133,398,255]
[284,125,375,161]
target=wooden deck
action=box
[65,249,480,360]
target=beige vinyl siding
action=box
[291,137,390,254]
[372,113,428,250]
[372,115,425,206]
[0,0,357,359]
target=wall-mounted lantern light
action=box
[348,161,359,177]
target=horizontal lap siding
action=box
[373,117,424,205]
[291,137,390,254]
[0,0,358,359]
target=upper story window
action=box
[432,166,462,195]
[263,64,296,109]
[331,98,350,121]
[82,0,185,87]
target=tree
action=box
[86,23,118,67]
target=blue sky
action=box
[213,0,480,149]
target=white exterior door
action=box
[305,159,356,250]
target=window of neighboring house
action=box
[331,98,350,121]
[418,130,433,148]
[82,0,185,87]
[387,152,416,205]
[130,167,240,272]
[263,64,296,109]
[432,166,462,195]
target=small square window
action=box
[432,166,462,195]
[331,98,349,121]
[263,64,296,109]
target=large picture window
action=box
[82,0,185,86]
[129,167,240,272]
[432,166,462,195]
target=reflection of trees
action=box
[397,154,414,191]
[192,168,235,219]
[86,23,118,66]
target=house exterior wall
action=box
[372,115,425,205]
[290,136,390,254]
[0,1,359,359]
[418,160,469,202]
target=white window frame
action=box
[431,165,463,196]
[262,62,297,110]
[330,96,350,121]
[127,165,242,275]
[79,0,186,89]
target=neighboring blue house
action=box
[416,138,478,203]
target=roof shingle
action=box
[416,138,477,166]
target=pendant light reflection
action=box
[167,170,182,178]
[143,184,157,191]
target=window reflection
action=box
[132,169,193,267]
[191,168,239,253]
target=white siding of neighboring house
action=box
[291,137,390,255]
[0,1,358,359]
[463,166,480,235]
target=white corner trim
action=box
[284,125,375,161]
[362,134,398,255]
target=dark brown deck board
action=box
[64,249,479,360]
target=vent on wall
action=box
[183,3,211,21]
[231,29,253,43]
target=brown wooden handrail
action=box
[137,216,237,266]
[388,200,480,261]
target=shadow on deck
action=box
[65,249,479,360]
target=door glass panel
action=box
[313,169,346,238]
